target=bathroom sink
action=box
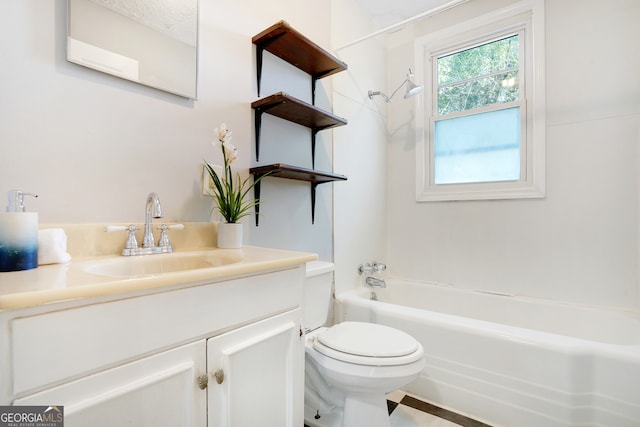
[83,251,243,278]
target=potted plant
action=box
[205,123,265,248]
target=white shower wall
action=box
[382,0,640,309]
[332,0,389,296]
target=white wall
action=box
[331,0,389,295]
[0,0,336,260]
[384,0,640,309]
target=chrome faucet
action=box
[105,192,184,256]
[143,192,163,249]
[359,261,387,288]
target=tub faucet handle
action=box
[372,261,386,274]
[358,261,387,275]
[358,262,372,275]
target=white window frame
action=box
[415,0,545,201]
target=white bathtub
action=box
[335,279,640,427]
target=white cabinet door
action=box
[207,309,303,427]
[14,341,207,427]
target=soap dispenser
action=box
[0,190,38,272]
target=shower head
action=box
[404,79,424,99]
[368,68,423,103]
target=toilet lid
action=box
[316,322,419,358]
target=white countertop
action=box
[0,246,317,310]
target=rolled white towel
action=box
[38,228,72,265]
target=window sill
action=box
[416,181,545,202]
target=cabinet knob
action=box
[197,374,208,390]
[214,369,225,384]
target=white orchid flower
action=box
[222,140,238,164]
[214,123,232,143]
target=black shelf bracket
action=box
[253,103,282,163]
[311,68,341,105]
[252,179,262,227]
[312,77,317,106]
[311,129,318,169]
[310,182,319,224]
[256,46,263,97]
[255,33,287,97]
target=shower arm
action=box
[368,77,408,103]
[368,69,422,103]
[369,77,409,102]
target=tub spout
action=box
[366,276,386,288]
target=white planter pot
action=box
[216,222,243,249]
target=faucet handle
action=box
[157,224,185,231]
[105,225,133,233]
[372,261,386,274]
[124,225,140,252]
[105,224,141,256]
[156,224,184,253]
[358,261,387,275]
[358,262,372,275]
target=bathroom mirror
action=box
[67,0,198,99]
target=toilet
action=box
[303,261,425,427]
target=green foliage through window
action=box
[437,34,520,115]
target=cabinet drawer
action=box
[11,267,302,395]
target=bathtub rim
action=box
[336,281,640,353]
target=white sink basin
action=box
[83,251,243,278]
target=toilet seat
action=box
[313,322,423,366]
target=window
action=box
[415,0,545,201]
[435,34,522,184]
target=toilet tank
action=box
[303,261,335,331]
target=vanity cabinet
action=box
[2,266,305,427]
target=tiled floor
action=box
[305,390,493,427]
[387,391,493,427]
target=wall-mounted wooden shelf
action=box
[252,20,348,103]
[250,164,347,225]
[251,92,347,167]
[251,21,348,226]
